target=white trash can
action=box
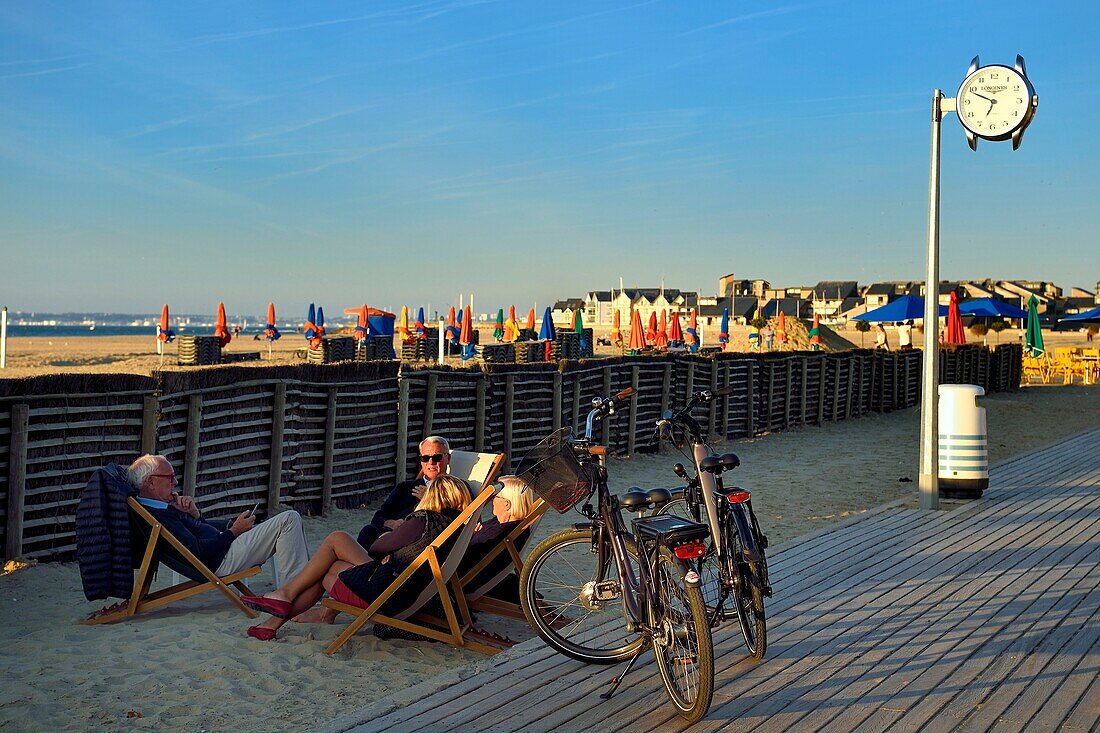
[938,384,988,499]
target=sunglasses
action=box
[419,454,446,464]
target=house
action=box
[718,275,770,299]
[862,282,905,309]
[760,297,811,318]
[550,298,585,326]
[908,281,966,306]
[608,288,691,325]
[810,281,860,321]
[582,291,615,326]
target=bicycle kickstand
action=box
[600,644,647,701]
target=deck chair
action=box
[321,477,504,655]
[457,497,548,620]
[80,467,261,625]
[448,450,507,495]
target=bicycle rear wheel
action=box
[520,528,645,664]
[651,546,714,723]
[658,498,725,620]
[730,533,767,660]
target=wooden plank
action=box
[423,372,438,438]
[267,383,286,511]
[552,371,563,433]
[140,395,158,455]
[504,374,515,463]
[4,404,29,560]
[321,387,337,512]
[396,377,410,483]
[627,366,639,455]
[182,394,202,496]
[474,376,487,452]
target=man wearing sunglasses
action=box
[356,435,466,549]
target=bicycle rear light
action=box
[673,541,707,560]
[726,490,751,504]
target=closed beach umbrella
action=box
[646,311,658,344]
[539,306,556,361]
[158,304,175,343]
[304,303,318,344]
[628,309,646,353]
[669,312,683,347]
[575,309,587,351]
[685,309,699,353]
[353,305,368,341]
[311,306,326,348]
[776,311,787,344]
[494,308,505,341]
[654,310,669,350]
[215,302,232,347]
[1025,295,1045,357]
[809,313,822,350]
[611,309,623,347]
[398,305,411,342]
[718,308,729,348]
[414,307,426,339]
[526,308,536,332]
[264,303,281,341]
[460,305,476,360]
[445,306,459,344]
[946,291,966,345]
[504,305,519,342]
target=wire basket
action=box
[516,427,595,513]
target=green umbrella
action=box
[493,308,504,341]
[1025,295,1044,358]
[575,309,587,351]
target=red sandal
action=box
[247,626,277,641]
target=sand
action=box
[1,384,1098,732]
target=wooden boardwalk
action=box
[324,428,1100,733]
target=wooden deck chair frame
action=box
[82,498,261,625]
[321,476,503,656]
[458,498,548,620]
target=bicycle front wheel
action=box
[520,528,646,664]
[651,546,714,723]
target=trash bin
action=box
[938,384,988,499]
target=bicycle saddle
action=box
[699,456,722,473]
[620,489,650,512]
[719,453,741,470]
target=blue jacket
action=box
[75,464,136,601]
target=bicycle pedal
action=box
[673,655,697,666]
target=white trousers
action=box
[215,510,310,586]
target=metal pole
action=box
[438,317,445,364]
[0,306,6,368]
[918,90,944,511]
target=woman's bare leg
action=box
[293,562,353,624]
[266,531,370,603]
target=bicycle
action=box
[517,388,715,722]
[654,386,773,660]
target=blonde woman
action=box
[242,475,470,640]
[472,475,533,546]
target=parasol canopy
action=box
[414,307,426,339]
[628,308,646,352]
[575,309,587,351]
[718,308,729,347]
[945,291,967,345]
[504,305,519,342]
[646,311,658,344]
[685,309,699,353]
[809,313,822,350]
[654,310,669,350]
[611,309,623,347]
[158,304,175,343]
[1025,295,1045,357]
[445,306,459,344]
[215,302,232,347]
[539,306,556,361]
[526,308,536,332]
[668,312,683,346]
[460,305,476,360]
[264,303,280,341]
[1058,305,1100,324]
[494,308,505,341]
[398,305,411,342]
[958,297,1028,320]
[852,294,946,322]
[776,311,787,343]
[353,305,368,341]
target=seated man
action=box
[127,454,309,583]
[357,436,463,549]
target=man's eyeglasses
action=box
[149,473,176,480]
[419,454,446,464]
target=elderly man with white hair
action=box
[127,454,310,582]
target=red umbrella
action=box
[215,302,231,347]
[685,309,699,351]
[611,309,623,347]
[459,305,475,360]
[777,311,788,343]
[646,311,658,344]
[157,304,174,343]
[669,312,683,344]
[946,291,967,345]
[629,309,646,352]
[526,308,536,332]
[654,310,669,350]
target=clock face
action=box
[957,64,1034,140]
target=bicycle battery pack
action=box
[632,515,709,550]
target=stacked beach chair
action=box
[481,344,515,363]
[308,336,355,364]
[177,335,221,366]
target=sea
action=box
[3,325,228,338]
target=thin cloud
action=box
[0,62,89,80]
[677,5,806,36]
[246,104,378,141]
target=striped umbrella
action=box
[1025,295,1044,357]
[685,309,699,353]
[945,291,967,345]
[215,302,232,347]
[628,308,646,353]
[809,313,822,351]
[158,304,175,343]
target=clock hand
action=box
[971,92,995,103]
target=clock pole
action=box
[918,90,948,511]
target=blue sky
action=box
[1,1,1097,318]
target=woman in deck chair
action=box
[470,476,532,548]
[241,475,469,640]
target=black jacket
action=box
[75,464,136,601]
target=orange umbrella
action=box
[215,302,231,347]
[504,305,519,343]
[946,291,967,345]
[654,310,669,350]
[776,311,788,344]
[629,309,646,352]
[157,304,174,343]
[685,309,699,352]
[459,305,475,360]
[355,305,369,341]
[669,312,683,344]
[445,306,459,344]
[526,308,536,332]
[611,309,623,347]
[809,313,822,351]
[646,311,658,343]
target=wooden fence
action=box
[1,344,1020,562]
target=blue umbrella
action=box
[852,294,948,322]
[415,306,426,338]
[1059,305,1100,324]
[718,308,729,346]
[304,303,317,341]
[539,306,556,361]
[957,297,1028,319]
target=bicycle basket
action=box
[516,427,594,513]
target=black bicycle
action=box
[654,386,772,660]
[517,388,715,723]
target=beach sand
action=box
[2,385,1098,732]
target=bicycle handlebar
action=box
[582,387,637,441]
[654,385,734,444]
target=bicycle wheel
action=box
[520,528,646,664]
[730,532,767,660]
[651,546,714,723]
